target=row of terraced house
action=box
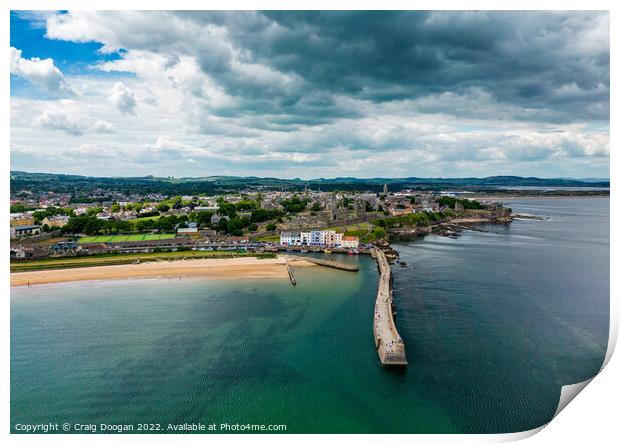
[279,230,359,249]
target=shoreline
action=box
[10,256,316,287]
[475,194,609,201]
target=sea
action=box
[11,197,609,434]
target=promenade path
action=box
[372,248,407,366]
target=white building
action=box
[280,232,301,246]
[195,205,219,212]
[280,230,344,247]
[300,232,312,245]
[177,227,198,235]
[341,236,359,249]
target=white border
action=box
[2,1,616,443]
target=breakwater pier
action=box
[300,256,359,271]
[284,257,296,285]
[371,248,407,366]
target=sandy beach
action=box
[11,256,315,287]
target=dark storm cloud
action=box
[12,10,609,179]
[182,11,609,125]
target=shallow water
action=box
[11,197,609,433]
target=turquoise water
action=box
[11,197,609,433]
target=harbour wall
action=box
[371,248,407,366]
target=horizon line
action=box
[10,170,611,182]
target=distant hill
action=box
[9,171,610,196]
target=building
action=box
[42,215,70,228]
[280,231,301,246]
[10,213,35,227]
[10,247,31,259]
[280,230,344,247]
[199,229,217,239]
[177,227,198,235]
[341,236,359,249]
[177,222,198,235]
[298,232,312,245]
[10,224,41,238]
[323,231,343,248]
[51,241,80,254]
[355,200,366,219]
[195,205,219,212]
[211,214,230,225]
[227,235,249,243]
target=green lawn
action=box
[78,233,176,243]
[127,215,161,224]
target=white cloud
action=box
[110,82,137,115]
[10,47,72,95]
[36,110,83,135]
[32,106,117,136]
[10,11,609,179]
[93,120,115,133]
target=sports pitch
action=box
[78,234,176,243]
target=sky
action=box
[10,11,610,179]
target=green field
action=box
[79,233,176,243]
[127,215,161,224]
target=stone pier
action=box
[371,248,407,366]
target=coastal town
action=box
[11,178,516,368]
[10,178,514,262]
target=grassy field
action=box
[79,233,176,243]
[127,215,161,224]
[11,250,277,273]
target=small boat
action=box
[300,249,307,253]
[324,249,332,254]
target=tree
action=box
[310,202,322,211]
[86,207,103,217]
[157,203,170,213]
[137,210,159,218]
[281,196,309,213]
[32,206,74,224]
[218,202,237,218]
[136,219,155,232]
[235,200,258,211]
[266,223,277,231]
[10,204,34,213]
[248,223,258,233]
[250,208,282,223]
[111,203,121,213]
[371,227,386,240]
[193,211,214,225]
